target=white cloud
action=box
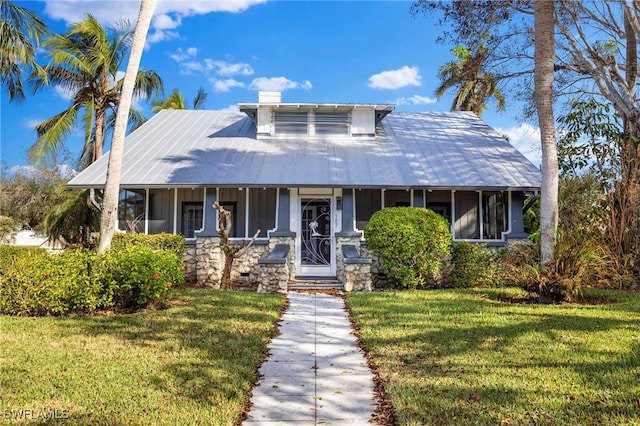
[206,60,254,76]
[170,50,254,80]
[248,77,313,92]
[495,123,542,166]
[211,78,245,93]
[153,13,181,31]
[147,29,179,44]
[169,47,197,62]
[43,0,267,45]
[368,66,421,90]
[395,95,437,106]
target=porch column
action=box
[508,191,529,239]
[271,188,295,236]
[336,188,361,237]
[194,188,218,237]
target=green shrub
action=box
[0,248,100,316]
[111,233,185,255]
[451,242,500,288]
[95,247,185,309]
[0,246,48,268]
[365,207,451,289]
[0,243,185,315]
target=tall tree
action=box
[435,44,506,116]
[0,0,47,102]
[534,0,557,267]
[554,2,640,265]
[28,14,163,169]
[99,0,157,254]
[151,87,208,112]
[412,1,640,270]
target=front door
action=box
[299,198,333,276]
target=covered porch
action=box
[115,185,533,291]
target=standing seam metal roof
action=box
[67,109,541,190]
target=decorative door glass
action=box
[300,198,331,267]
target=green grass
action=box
[0,288,286,425]
[347,288,640,426]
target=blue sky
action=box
[0,0,541,171]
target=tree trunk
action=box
[94,107,105,162]
[98,0,157,254]
[534,0,558,269]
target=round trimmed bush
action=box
[365,207,452,289]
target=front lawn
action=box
[0,289,286,425]
[347,288,640,426]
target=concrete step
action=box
[288,278,344,290]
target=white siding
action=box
[351,108,375,135]
[257,107,271,136]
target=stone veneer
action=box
[183,235,381,292]
[256,236,295,294]
[184,236,269,288]
[336,236,373,292]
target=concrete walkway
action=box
[243,291,377,425]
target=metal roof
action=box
[67,109,541,190]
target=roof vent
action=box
[258,91,281,103]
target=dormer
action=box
[238,92,394,139]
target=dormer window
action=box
[274,112,308,134]
[315,112,350,135]
[238,91,394,139]
[272,111,350,136]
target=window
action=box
[119,189,145,232]
[427,203,451,223]
[315,112,349,135]
[274,111,307,134]
[384,190,411,207]
[272,111,351,136]
[355,189,381,230]
[483,192,507,239]
[218,201,238,237]
[455,191,480,239]
[182,202,203,238]
[248,188,277,238]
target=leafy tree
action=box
[412,1,640,279]
[0,0,48,102]
[99,0,157,254]
[152,87,208,112]
[0,166,71,231]
[0,216,16,244]
[435,43,506,116]
[28,14,163,169]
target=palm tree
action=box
[151,87,208,112]
[99,0,157,253]
[0,0,48,102]
[28,14,163,169]
[44,188,100,246]
[534,0,558,270]
[435,44,506,116]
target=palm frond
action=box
[29,106,80,166]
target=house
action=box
[68,92,541,292]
